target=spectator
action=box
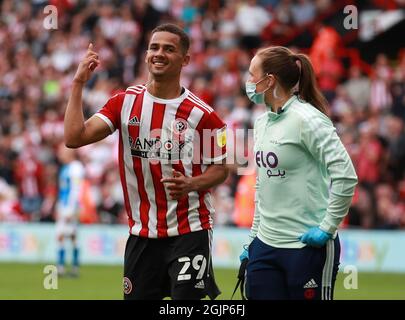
[291,0,316,26]
[233,167,256,228]
[385,116,405,182]
[343,65,371,116]
[0,0,403,231]
[356,122,384,186]
[370,54,393,113]
[14,151,44,221]
[217,5,238,50]
[0,178,26,222]
[317,49,344,102]
[331,85,354,119]
[375,184,404,229]
[390,67,405,121]
[235,0,272,51]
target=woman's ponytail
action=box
[295,54,329,116]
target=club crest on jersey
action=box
[216,126,227,148]
[123,277,132,295]
[164,141,173,151]
[128,116,140,126]
[172,118,188,135]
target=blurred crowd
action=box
[0,0,404,229]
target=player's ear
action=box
[182,54,190,67]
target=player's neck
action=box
[146,80,183,100]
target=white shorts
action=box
[56,204,79,237]
[56,219,78,237]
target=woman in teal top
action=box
[240,46,358,300]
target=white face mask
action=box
[245,74,270,105]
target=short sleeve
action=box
[198,111,227,164]
[95,92,125,133]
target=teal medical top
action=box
[250,95,358,248]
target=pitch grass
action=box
[0,263,404,300]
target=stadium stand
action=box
[0,0,404,230]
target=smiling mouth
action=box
[152,61,167,66]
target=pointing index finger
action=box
[87,43,97,56]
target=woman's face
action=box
[247,55,271,92]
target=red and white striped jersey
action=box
[95,85,227,238]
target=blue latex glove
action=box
[299,227,332,247]
[239,248,249,262]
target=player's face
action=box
[146,31,190,79]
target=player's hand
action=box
[73,43,100,84]
[299,226,332,247]
[161,169,193,200]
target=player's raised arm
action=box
[64,43,110,148]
